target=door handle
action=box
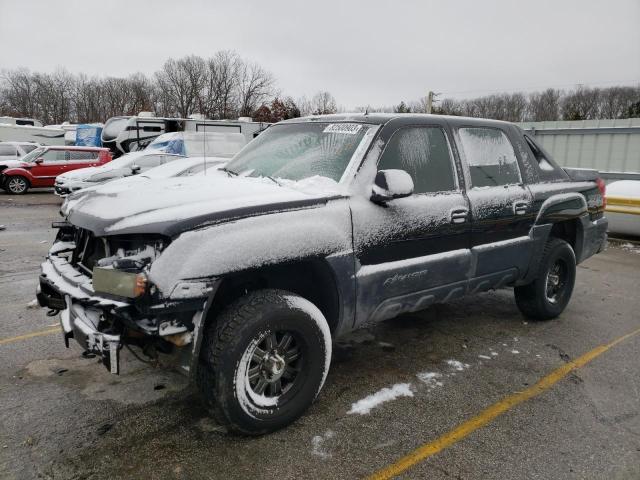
[451,208,469,224]
[513,201,528,215]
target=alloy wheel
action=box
[545,259,567,304]
[245,331,302,398]
[7,177,27,194]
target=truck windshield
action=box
[225,122,374,182]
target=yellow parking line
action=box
[0,326,60,346]
[367,326,640,480]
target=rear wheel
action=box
[5,176,29,194]
[515,237,576,320]
[198,289,332,435]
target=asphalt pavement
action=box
[1,191,639,480]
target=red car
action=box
[1,146,112,194]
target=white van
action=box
[101,112,268,156]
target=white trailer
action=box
[101,112,269,156]
[0,123,65,145]
[0,116,43,127]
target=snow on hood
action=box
[57,166,100,182]
[66,174,345,236]
[0,160,26,169]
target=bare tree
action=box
[155,56,207,118]
[310,91,337,115]
[236,61,275,117]
[527,88,561,121]
[561,86,601,120]
[200,51,241,119]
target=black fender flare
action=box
[518,193,588,285]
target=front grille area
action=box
[71,228,106,276]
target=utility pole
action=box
[426,91,440,114]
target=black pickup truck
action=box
[37,113,607,434]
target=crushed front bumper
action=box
[38,254,130,373]
[38,249,215,377]
[61,297,121,373]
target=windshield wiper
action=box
[220,167,238,177]
[265,175,282,186]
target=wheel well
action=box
[206,259,341,334]
[4,174,30,188]
[549,220,578,253]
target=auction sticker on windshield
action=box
[323,123,363,135]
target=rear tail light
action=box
[99,151,112,163]
[596,177,606,209]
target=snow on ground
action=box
[347,383,414,415]
[311,430,335,459]
[344,339,536,419]
[620,242,640,255]
[416,372,444,389]
[445,359,470,371]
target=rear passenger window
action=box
[524,135,554,172]
[458,128,521,188]
[377,126,457,193]
[69,151,97,161]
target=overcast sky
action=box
[1,0,638,108]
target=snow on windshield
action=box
[225,122,374,182]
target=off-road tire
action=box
[515,237,576,320]
[5,176,29,194]
[197,289,332,435]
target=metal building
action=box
[518,118,640,179]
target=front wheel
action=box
[5,176,29,194]
[198,289,332,435]
[515,237,576,320]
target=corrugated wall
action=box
[517,118,640,174]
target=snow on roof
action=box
[44,145,108,151]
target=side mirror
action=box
[130,164,141,174]
[371,169,414,203]
[34,158,44,164]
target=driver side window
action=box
[377,126,457,194]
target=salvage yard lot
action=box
[1,192,639,480]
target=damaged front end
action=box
[37,221,216,375]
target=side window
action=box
[458,128,521,188]
[524,135,555,172]
[377,126,457,193]
[41,150,68,162]
[68,151,97,161]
